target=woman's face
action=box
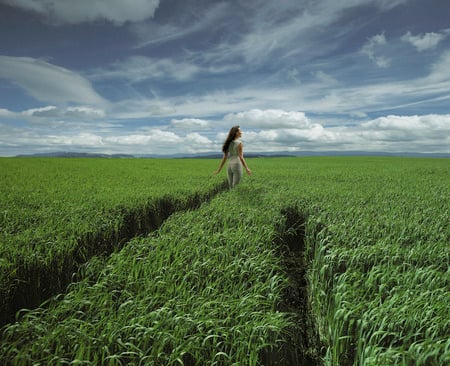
[236,128,242,138]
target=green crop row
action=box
[0,180,315,365]
[251,157,449,365]
[0,158,226,326]
[1,156,449,365]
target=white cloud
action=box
[1,0,449,157]
[185,132,211,145]
[218,109,336,152]
[0,56,108,106]
[22,106,58,117]
[2,0,160,25]
[222,111,449,153]
[65,106,106,118]
[22,105,105,119]
[0,106,108,131]
[350,111,369,118]
[106,130,181,146]
[88,46,450,124]
[248,125,333,144]
[425,51,450,83]
[332,114,450,152]
[313,71,338,86]
[197,0,408,67]
[1,111,449,156]
[170,118,210,130]
[401,30,449,52]
[360,114,450,137]
[0,108,15,118]
[0,130,104,149]
[47,132,104,147]
[361,33,391,68]
[288,49,450,115]
[100,130,213,154]
[225,109,311,129]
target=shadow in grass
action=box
[1,181,229,328]
[261,207,325,366]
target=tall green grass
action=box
[0,158,225,326]
[250,157,449,365]
[1,183,299,365]
[1,156,448,365]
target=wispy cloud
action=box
[214,0,408,66]
[401,30,450,52]
[133,2,229,48]
[91,56,200,82]
[99,47,450,121]
[1,0,448,156]
[361,33,391,68]
[1,0,160,25]
[0,56,108,106]
[22,106,105,119]
[426,50,450,83]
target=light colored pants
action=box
[227,160,243,188]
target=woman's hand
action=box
[213,153,227,175]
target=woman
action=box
[213,125,252,188]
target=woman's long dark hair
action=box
[222,125,240,153]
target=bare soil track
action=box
[3,186,324,366]
[260,207,324,365]
[1,182,228,328]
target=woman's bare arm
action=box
[238,143,252,175]
[213,153,227,175]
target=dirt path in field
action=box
[261,208,324,366]
[1,181,229,328]
[4,185,324,366]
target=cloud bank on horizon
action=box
[0,0,449,156]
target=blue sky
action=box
[0,0,449,156]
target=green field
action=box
[0,156,449,365]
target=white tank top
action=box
[228,139,241,160]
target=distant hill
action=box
[16,152,134,158]
[136,151,450,158]
[15,151,449,158]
